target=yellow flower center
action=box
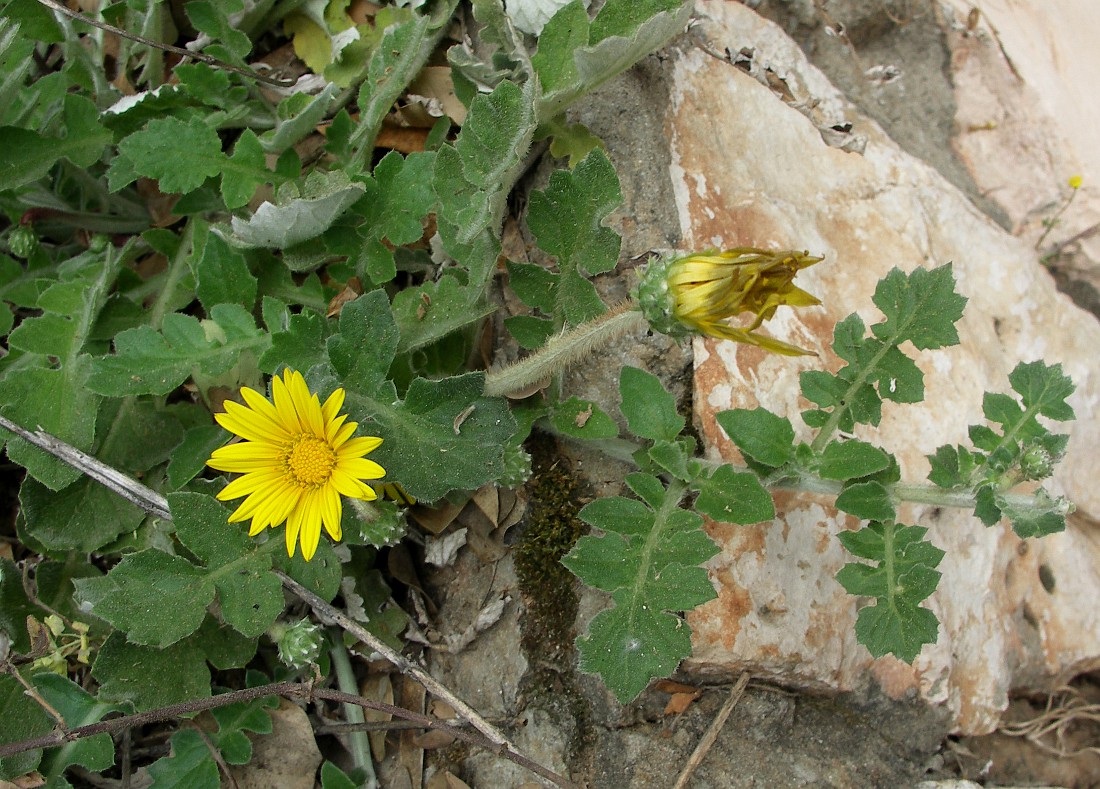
[283,434,337,487]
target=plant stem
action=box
[483,303,647,397]
[329,630,377,789]
[147,219,194,331]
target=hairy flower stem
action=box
[483,303,647,398]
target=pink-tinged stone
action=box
[673,1,1100,734]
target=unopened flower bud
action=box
[269,619,322,669]
[635,248,822,356]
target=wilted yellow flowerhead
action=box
[636,248,822,355]
[207,369,386,561]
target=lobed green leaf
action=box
[527,148,622,325]
[619,366,683,442]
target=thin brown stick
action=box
[35,0,296,88]
[672,674,750,789]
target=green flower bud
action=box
[1020,446,1054,480]
[8,225,38,259]
[269,619,322,669]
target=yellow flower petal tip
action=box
[206,369,386,561]
[1069,175,1083,190]
[636,247,823,355]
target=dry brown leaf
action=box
[470,484,499,526]
[664,690,702,716]
[326,280,363,318]
[5,771,45,788]
[654,679,700,694]
[348,0,381,24]
[376,124,430,154]
[406,66,467,125]
[359,673,394,762]
[412,729,456,750]
[398,676,427,789]
[429,699,457,720]
[409,500,465,535]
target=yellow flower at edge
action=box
[206,369,386,561]
[636,247,823,356]
[1069,175,1083,190]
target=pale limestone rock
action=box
[941,0,1100,268]
[674,1,1100,735]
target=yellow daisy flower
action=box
[206,369,386,561]
[637,247,822,355]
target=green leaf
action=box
[358,151,437,282]
[852,601,940,664]
[506,260,558,312]
[191,222,258,310]
[221,128,269,210]
[835,481,895,521]
[92,632,211,711]
[926,444,978,489]
[0,672,51,780]
[231,169,366,249]
[349,11,435,160]
[34,674,123,784]
[531,1,589,94]
[185,0,252,59]
[998,491,1068,539]
[0,93,110,191]
[537,0,690,119]
[175,62,234,108]
[0,559,35,653]
[392,276,495,356]
[170,493,284,637]
[75,550,212,647]
[565,482,718,702]
[434,79,536,290]
[818,439,890,480]
[146,729,220,789]
[619,366,683,442]
[715,407,795,467]
[114,116,224,194]
[0,250,121,487]
[544,118,606,168]
[1009,360,1076,422]
[691,464,775,524]
[504,314,556,350]
[168,424,228,489]
[974,484,1001,526]
[835,521,944,662]
[192,615,258,670]
[648,439,693,481]
[88,305,269,396]
[552,397,619,440]
[576,601,693,703]
[321,761,359,789]
[325,291,516,501]
[527,148,621,324]
[19,476,145,553]
[871,265,967,350]
[262,83,338,155]
[259,307,329,376]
